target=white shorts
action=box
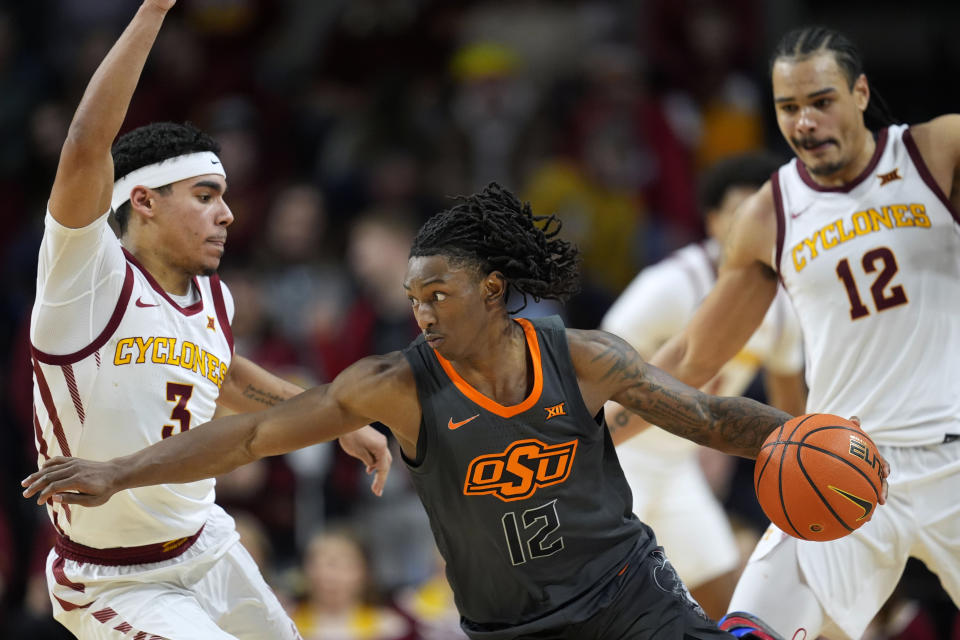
[47,505,300,640]
[729,439,960,639]
[622,450,739,588]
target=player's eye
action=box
[780,104,798,114]
[814,98,831,109]
[433,292,447,302]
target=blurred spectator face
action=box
[305,532,369,612]
[266,185,326,263]
[688,4,735,66]
[705,184,754,246]
[772,51,869,178]
[152,21,205,89]
[209,96,261,183]
[369,151,420,204]
[347,214,414,299]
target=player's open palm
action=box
[21,457,121,507]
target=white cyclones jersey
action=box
[31,211,234,548]
[603,239,804,463]
[774,124,960,446]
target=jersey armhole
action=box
[771,170,787,277]
[31,264,134,365]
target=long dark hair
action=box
[410,183,581,314]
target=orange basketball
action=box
[754,413,884,542]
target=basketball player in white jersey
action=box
[602,153,806,620]
[29,1,391,638]
[608,25,960,640]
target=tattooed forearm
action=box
[617,369,790,458]
[706,396,791,457]
[591,339,644,385]
[241,385,285,407]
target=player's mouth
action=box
[795,138,835,153]
[424,333,444,348]
[206,236,226,250]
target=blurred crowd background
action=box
[0,0,958,638]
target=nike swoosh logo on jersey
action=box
[448,414,479,430]
[135,297,159,308]
[828,485,873,521]
[790,203,813,219]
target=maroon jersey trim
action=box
[209,274,234,354]
[55,524,204,566]
[902,127,960,225]
[772,170,787,278]
[122,248,204,316]
[32,264,134,365]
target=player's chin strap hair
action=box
[718,611,786,640]
[111,151,226,211]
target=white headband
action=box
[111,151,226,211]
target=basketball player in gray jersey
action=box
[24,184,888,639]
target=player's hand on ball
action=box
[849,415,890,505]
[338,426,393,497]
[21,457,122,507]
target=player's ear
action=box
[484,271,507,303]
[852,73,869,113]
[128,186,156,218]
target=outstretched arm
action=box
[49,0,176,228]
[219,354,393,494]
[651,184,780,386]
[608,184,781,444]
[23,352,417,505]
[571,330,792,458]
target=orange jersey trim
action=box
[433,318,543,418]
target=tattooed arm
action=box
[219,355,303,412]
[568,329,791,458]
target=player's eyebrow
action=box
[774,87,837,104]
[403,276,447,290]
[192,179,226,194]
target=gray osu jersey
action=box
[402,315,650,633]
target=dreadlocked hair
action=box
[410,183,581,314]
[771,26,898,131]
[111,122,220,235]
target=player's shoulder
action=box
[565,328,633,370]
[907,115,960,162]
[332,351,417,413]
[736,180,777,227]
[724,180,778,268]
[345,351,414,386]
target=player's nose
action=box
[796,106,818,132]
[413,303,435,330]
[218,200,234,226]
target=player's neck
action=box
[122,242,194,295]
[451,318,533,405]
